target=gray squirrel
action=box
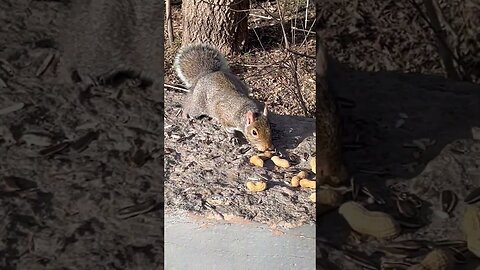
[173,44,273,152]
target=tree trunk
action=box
[181,0,249,55]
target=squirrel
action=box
[56,0,163,91]
[173,44,273,152]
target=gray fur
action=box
[173,43,229,88]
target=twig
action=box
[431,0,457,40]
[304,0,309,30]
[292,0,300,44]
[275,0,290,49]
[166,0,174,44]
[287,54,309,116]
[286,48,315,59]
[249,13,273,20]
[164,83,189,92]
[407,0,463,80]
[300,17,316,47]
[291,26,316,34]
[423,0,460,80]
[251,26,266,51]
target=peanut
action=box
[271,156,290,168]
[318,189,342,206]
[462,204,480,258]
[299,179,316,189]
[309,156,316,174]
[291,176,300,187]
[246,181,267,192]
[309,192,316,203]
[297,171,308,179]
[339,201,401,239]
[263,150,274,158]
[407,249,454,270]
[249,155,264,167]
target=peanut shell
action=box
[249,155,264,167]
[246,181,267,192]
[407,249,454,270]
[309,157,316,174]
[299,179,316,189]
[297,171,308,179]
[339,201,401,239]
[263,150,274,158]
[462,204,480,257]
[291,176,300,187]
[271,156,290,168]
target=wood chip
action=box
[2,176,37,192]
[0,102,24,115]
[39,142,70,156]
[20,133,52,146]
[440,190,458,214]
[71,131,99,152]
[412,139,427,151]
[0,59,15,76]
[465,187,480,204]
[116,198,157,219]
[0,77,6,88]
[35,51,55,77]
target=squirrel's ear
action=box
[245,111,255,125]
[263,103,268,117]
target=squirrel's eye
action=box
[252,129,258,136]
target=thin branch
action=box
[423,0,460,80]
[407,0,465,80]
[166,0,174,44]
[164,83,189,92]
[300,17,316,47]
[291,26,316,34]
[287,53,309,116]
[275,0,290,49]
[286,48,315,59]
[251,26,266,51]
[249,13,273,20]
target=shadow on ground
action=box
[317,59,480,269]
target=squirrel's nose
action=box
[264,144,274,151]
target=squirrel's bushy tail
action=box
[173,43,229,88]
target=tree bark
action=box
[181,0,249,55]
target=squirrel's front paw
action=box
[229,136,240,146]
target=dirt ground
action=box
[1,1,163,269]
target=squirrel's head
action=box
[244,105,273,152]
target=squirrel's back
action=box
[173,44,229,88]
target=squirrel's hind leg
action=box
[181,100,206,119]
